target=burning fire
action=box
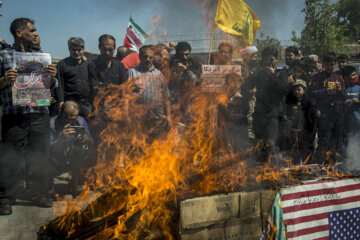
[47,56,354,239]
[47,12,353,238]
[48,69,352,239]
[147,14,168,44]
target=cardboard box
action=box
[260,190,277,229]
[180,218,262,240]
[239,190,276,229]
[180,192,240,229]
[179,190,276,239]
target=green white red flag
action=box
[123,17,148,52]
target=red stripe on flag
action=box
[126,28,142,47]
[301,179,344,185]
[283,195,360,213]
[286,224,329,238]
[285,179,347,189]
[281,183,360,201]
[284,212,328,226]
[123,36,132,48]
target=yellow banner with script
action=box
[215,0,261,46]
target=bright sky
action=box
[0,0,306,59]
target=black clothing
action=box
[308,71,345,114]
[282,94,316,133]
[279,93,316,163]
[88,57,128,87]
[218,96,249,153]
[253,66,288,116]
[0,45,53,207]
[56,57,95,116]
[309,71,345,161]
[252,65,288,143]
[278,67,291,85]
[0,113,50,202]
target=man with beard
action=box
[214,41,233,65]
[88,34,128,88]
[239,46,259,141]
[171,41,202,85]
[127,45,171,141]
[211,42,247,152]
[153,43,171,73]
[56,37,95,117]
[0,18,58,214]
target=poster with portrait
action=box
[201,65,241,92]
[12,52,52,106]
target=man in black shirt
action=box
[88,34,127,87]
[252,47,288,158]
[57,37,94,117]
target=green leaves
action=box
[295,0,358,57]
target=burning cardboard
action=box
[180,190,276,239]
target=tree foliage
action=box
[336,0,360,41]
[254,33,282,59]
[292,0,360,57]
[292,0,351,57]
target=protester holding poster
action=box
[11,51,52,107]
[201,41,249,153]
[0,18,58,215]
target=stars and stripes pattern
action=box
[280,178,360,240]
[328,208,360,240]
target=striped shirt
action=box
[128,64,169,105]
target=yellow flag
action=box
[215,0,261,46]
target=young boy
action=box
[279,80,316,164]
[288,59,305,84]
[309,52,345,163]
[303,57,319,86]
[343,65,360,137]
[337,54,349,71]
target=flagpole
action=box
[208,23,216,65]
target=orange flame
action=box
[51,27,353,240]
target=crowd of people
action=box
[0,17,359,215]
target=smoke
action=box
[345,133,360,169]
[17,0,306,58]
[246,0,305,40]
[102,0,304,41]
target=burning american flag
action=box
[281,178,360,240]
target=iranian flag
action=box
[123,17,148,52]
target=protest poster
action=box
[12,52,52,106]
[201,65,241,92]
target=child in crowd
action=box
[302,57,319,86]
[279,80,316,164]
[309,52,345,163]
